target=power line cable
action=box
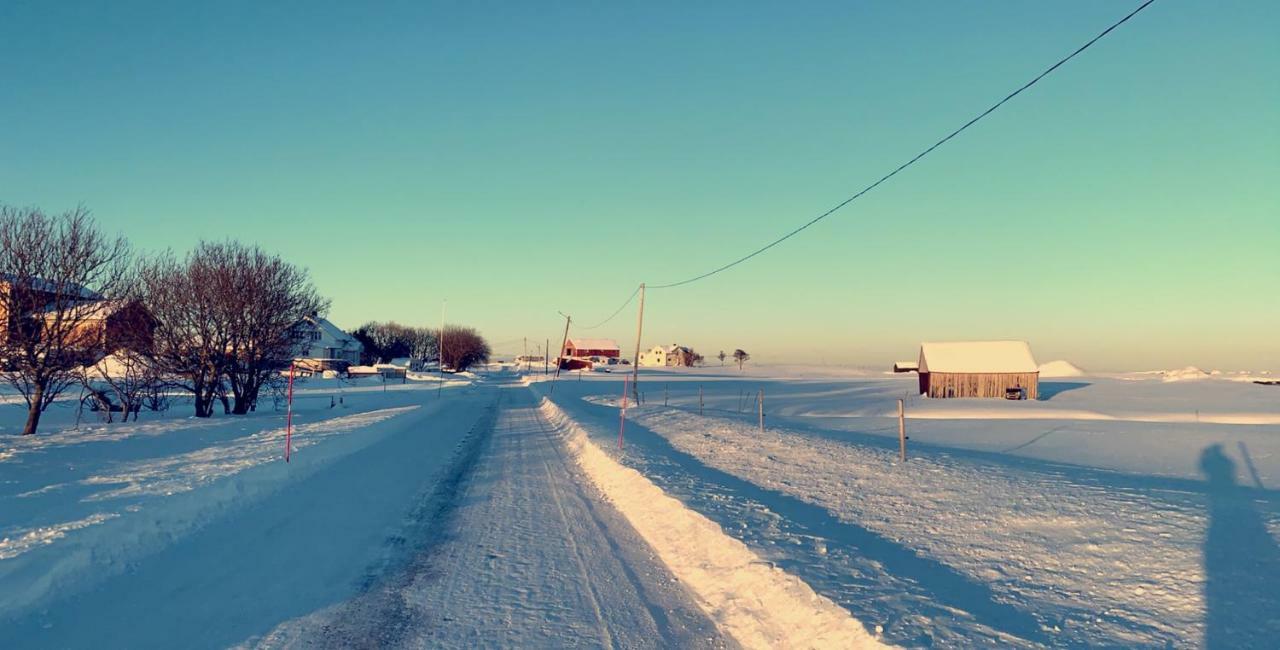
[575,283,641,329]
[646,0,1157,290]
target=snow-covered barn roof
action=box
[567,338,620,351]
[918,341,1038,374]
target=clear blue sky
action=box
[2,1,1276,371]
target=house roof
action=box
[567,338,620,351]
[0,273,102,300]
[300,315,364,351]
[918,341,1037,374]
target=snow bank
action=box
[539,398,887,649]
[0,406,420,615]
[1162,366,1211,382]
[1038,360,1085,377]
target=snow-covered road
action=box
[1,384,495,648]
[265,386,730,648]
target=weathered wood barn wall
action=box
[917,340,1040,399]
[918,371,1039,399]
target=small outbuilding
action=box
[918,341,1039,399]
[892,361,919,373]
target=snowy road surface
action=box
[264,387,730,648]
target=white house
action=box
[639,344,695,367]
[291,316,364,366]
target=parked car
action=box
[1005,387,1027,400]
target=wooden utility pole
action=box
[544,338,549,375]
[758,388,764,433]
[630,283,645,402]
[523,337,527,372]
[897,398,907,462]
[550,313,571,394]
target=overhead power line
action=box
[644,0,1157,290]
[576,284,642,329]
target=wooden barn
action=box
[918,341,1039,399]
[562,338,621,360]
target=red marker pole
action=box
[618,375,629,450]
[285,362,296,462]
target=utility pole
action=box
[551,312,571,394]
[630,283,645,403]
[523,337,527,373]
[544,339,549,375]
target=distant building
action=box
[892,361,919,373]
[918,341,1038,399]
[291,315,364,367]
[639,344,696,367]
[1,274,152,357]
[562,338,620,359]
[559,338,621,370]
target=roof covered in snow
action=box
[918,341,1038,374]
[567,338,620,351]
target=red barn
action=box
[563,338,621,359]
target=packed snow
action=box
[4,363,1278,647]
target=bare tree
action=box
[79,303,160,422]
[439,325,490,372]
[138,242,325,417]
[718,350,726,366]
[136,249,235,418]
[732,349,750,371]
[220,243,327,414]
[351,321,437,366]
[408,326,438,364]
[0,206,132,435]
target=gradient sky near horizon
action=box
[2,1,1277,371]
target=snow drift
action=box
[1037,360,1085,377]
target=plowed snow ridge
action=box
[541,398,888,649]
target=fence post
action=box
[664,383,668,407]
[699,385,704,416]
[898,398,907,462]
[758,388,764,433]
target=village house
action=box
[291,315,364,371]
[917,340,1039,399]
[639,344,696,367]
[1,275,151,357]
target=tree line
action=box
[0,205,488,436]
[351,321,491,375]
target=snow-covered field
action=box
[537,366,1280,648]
[3,364,1278,648]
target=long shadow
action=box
[586,402,1051,644]
[1200,443,1280,648]
[1037,381,1090,400]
